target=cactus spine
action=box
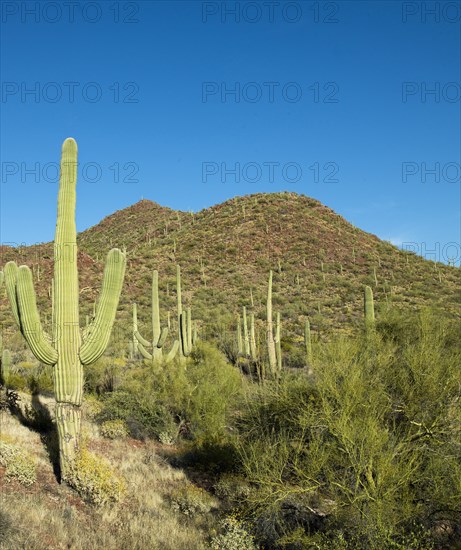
[266,270,277,375]
[4,138,126,481]
[364,285,375,328]
[134,271,179,365]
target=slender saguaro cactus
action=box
[4,138,126,481]
[132,302,139,358]
[134,271,179,365]
[275,312,282,375]
[0,271,9,386]
[249,313,257,361]
[176,265,194,358]
[237,316,243,356]
[266,270,277,375]
[180,307,193,357]
[305,318,313,369]
[242,306,250,357]
[1,349,11,387]
[364,285,375,328]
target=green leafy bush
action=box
[0,439,36,486]
[99,419,129,439]
[67,448,125,506]
[169,484,215,516]
[234,309,461,548]
[210,517,256,550]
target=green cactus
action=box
[266,270,277,376]
[275,311,282,375]
[237,316,243,356]
[249,313,257,362]
[132,302,139,358]
[180,307,193,357]
[364,285,375,328]
[176,265,194,359]
[242,306,250,357]
[1,349,11,386]
[4,138,126,481]
[305,319,312,368]
[134,271,179,365]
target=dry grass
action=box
[0,394,220,550]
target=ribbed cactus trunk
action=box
[275,311,282,375]
[266,270,277,376]
[151,271,163,363]
[132,303,139,358]
[4,138,126,482]
[53,139,83,475]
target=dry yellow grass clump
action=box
[0,395,219,550]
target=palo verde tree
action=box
[3,138,126,481]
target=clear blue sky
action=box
[1,1,460,265]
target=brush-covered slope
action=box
[0,192,459,344]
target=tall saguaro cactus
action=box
[266,270,277,375]
[176,265,194,358]
[4,138,126,481]
[134,270,179,365]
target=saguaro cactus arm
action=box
[80,248,126,365]
[4,263,58,365]
[137,340,154,361]
[134,330,151,348]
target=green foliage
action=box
[98,341,243,454]
[210,517,256,550]
[169,484,215,516]
[0,439,36,486]
[233,309,461,548]
[99,419,129,439]
[67,448,125,506]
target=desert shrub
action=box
[233,309,460,547]
[67,448,125,505]
[99,419,129,439]
[214,473,251,506]
[210,517,256,550]
[169,483,216,516]
[84,356,124,394]
[0,439,36,486]
[98,342,243,450]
